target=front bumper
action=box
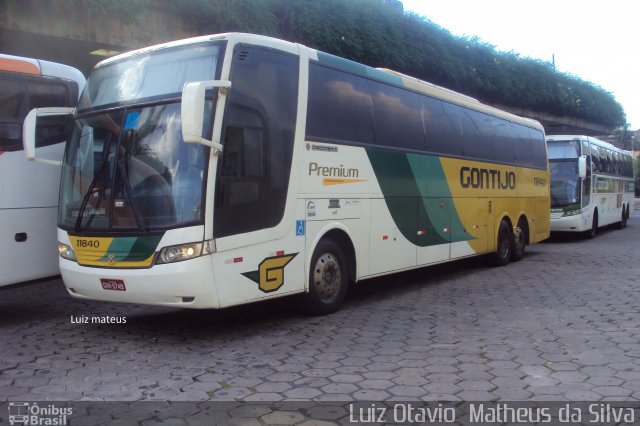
[60,255,220,309]
[550,212,590,232]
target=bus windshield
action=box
[59,42,223,232]
[549,160,580,208]
[78,43,223,111]
[547,140,580,160]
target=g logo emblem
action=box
[242,253,298,293]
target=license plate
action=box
[100,278,126,291]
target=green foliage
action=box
[61,0,145,23]
[171,0,280,36]
[281,0,625,128]
[147,0,629,128]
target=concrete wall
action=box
[1,0,198,50]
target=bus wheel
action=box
[303,239,348,315]
[491,220,513,267]
[617,206,627,229]
[511,219,527,262]
[586,210,598,239]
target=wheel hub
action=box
[314,253,341,302]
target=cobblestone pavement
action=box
[1,214,639,406]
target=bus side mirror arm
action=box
[578,155,587,179]
[23,107,75,167]
[181,80,231,156]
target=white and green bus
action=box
[548,135,634,238]
[24,33,549,314]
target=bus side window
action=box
[441,102,468,158]
[307,63,374,145]
[219,108,265,206]
[514,125,533,167]
[370,80,423,151]
[458,108,486,161]
[491,116,516,164]
[600,147,609,173]
[423,97,461,156]
[529,128,547,169]
[29,81,71,148]
[581,140,591,200]
[0,76,27,151]
[591,145,600,173]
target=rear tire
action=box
[491,220,513,267]
[617,206,627,229]
[511,219,527,262]
[302,239,349,315]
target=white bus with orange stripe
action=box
[0,54,85,286]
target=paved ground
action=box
[1,214,639,405]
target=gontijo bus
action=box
[547,135,633,238]
[24,33,549,314]
[0,53,84,286]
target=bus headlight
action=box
[156,240,215,264]
[564,209,581,216]
[58,243,77,261]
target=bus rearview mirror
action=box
[578,155,587,179]
[23,107,75,167]
[181,80,231,154]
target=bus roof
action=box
[93,32,543,132]
[0,53,86,94]
[546,135,631,154]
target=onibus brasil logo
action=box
[8,402,72,425]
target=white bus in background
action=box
[0,54,85,286]
[547,135,634,238]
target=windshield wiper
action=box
[74,132,114,232]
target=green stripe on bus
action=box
[366,148,472,247]
[99,235,162,262]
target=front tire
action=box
[302,239,349,315]
[491,220,513,267]
[586,210,598,239]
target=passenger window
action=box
[581,140,590,166]
[529,129,547,169]
[29,81,71,149]
[370,81,423,151]
[491,117,516,164]
[0,77,71,151]
[307,64,374,144]
[0,77,27,151]
[514,125,534,167]
[591,145,600,173]
[423,97,461,156]
[458,108,486,160]
[612,151,619,176]
[215,45,299,238]
[603,149,611,174]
